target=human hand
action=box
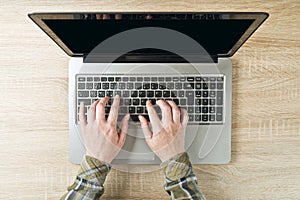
[79,95,130,164]
[138,100,189,162]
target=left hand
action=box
[79,95,130,164]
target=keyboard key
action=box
[115,77,121,82]
[167,83,174,89]
[87,77,93,82]
[129,107,136,113]
[130,77,136,82]
[98,91,105,97]
[178,91,184,97]
[105,106,110,113]
[130,115,139,121]
[217,77,223,81]
[135,83,142,89]
[173,77,179,82]
[147,91,154,97]
[127,83,134,89]
[158,77,164,81]
[94,83,101,89]
[202,82,208,89]
[202,77,208,81]
[110,83,117,89]
[188,107,194,113]
[122,77,129,82]
[102,83,109,89]
[217,91,223,105]
[78,83,85,89]
[183,83,193,89]
[78,91,89,97]
[171,91,177,97]
[106,91,113,97]
[189,115,194,121]
[202,99,208,105]
[180,98,187,105]
[209,77,216,81]
[141,99,147,105]
[165,77,171,81]
[78,77,85,82]
[187,77,194,82]
[78,99,91,106]
[159,83,166,89]
[101,77,107,82]
[195,115,201,121]
[151,83,159,89]
[202,107,208,113]
[139,91,146,97]
[180,77,186,81]
[124,99,131,105]
[149,99,156,105]
[132,99,140,105]
[90,91,97,97]
[195,99,201,105]
[137,77,143,82]
[151,77,157,82]
[195,107,201,113]
[209,107,216,113]
[216,113,222,121]
[195,77,201,81]
[119,83,126,89]
[155,91,162,97]
[210,99,215,105]
[202,91,208,97]
[195,83,201,89]
[94,77,100,81]
[108,77,114,81]
[217,107,223,114]
[137,106,144,113]
[143,83,150,89]
[123,91,130,97]
[217,83,223,89]
[144,77,150,82]
[195,91,201,97]
[175,83,182,89]
[209,115,215,121]
[209,91,216,97]
[131,91,138,97]
[163,91,170,97]
[210,83,216,89]
[202,115,208,121]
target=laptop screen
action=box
[29,13,268,58]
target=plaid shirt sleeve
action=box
[160,152,206,200]
[61,155,111,200]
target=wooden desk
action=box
[0,0,299,199]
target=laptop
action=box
[28,12,268,165]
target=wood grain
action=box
[0,0,299,199]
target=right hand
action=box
[138,100,189,162]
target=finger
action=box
[96,97,110,123]
[156,100,172,124]
[79,102,87,127]
[146,100,162,133]
[181,108,189,127]
[107,95,120,123]
[87,100,100,123]
[166,100,181,124]
[118,114,130,144]
[138,115,153,140]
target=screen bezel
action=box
[28,12,268,58]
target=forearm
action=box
[161,152,205,200]
[61,155,111,200]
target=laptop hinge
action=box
[83,54,218,63]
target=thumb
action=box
[138,115,153,140]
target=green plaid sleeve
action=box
[61,155,111,200]
[160,152,206,200]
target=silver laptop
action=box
[29,12,268,165]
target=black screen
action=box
[43,17,254,55]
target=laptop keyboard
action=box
[76,74,225,124]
